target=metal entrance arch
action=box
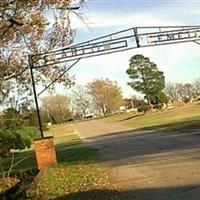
[28,25,200,138]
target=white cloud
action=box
[70,12,179,29]
[69,40,200,97]
[70,1,200,29]
[62,2,200,98]
[87,13,178,28]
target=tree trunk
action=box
[146,95,152,107]
[131,98,134,108]
[101,105,106,116]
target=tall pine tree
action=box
[126,54,165,106]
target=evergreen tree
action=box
[150,91,168,108]
[126,54,165,106]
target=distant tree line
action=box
[126,54,200,112]
[39,78,124,124]
[164,81,200,102]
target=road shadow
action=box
[118,113,143,122]
[48,116,200,168]
[52,184,200,200]
[88,130,200,164]
[72,118,200,167]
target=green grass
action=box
[54,134,82,146]
[1,125,121,200]
[1,141,79,175]
[34,147,121,200]
[44,124,74,137]
[1,124,82,174]
[102,102,200,132]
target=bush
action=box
[17,126,40,141]
[3,108,24,130]
[150,92,168,106]
[28,110,48,131]
[1,108,40,157]
[0,130,26,157]
[0,169,38,200]
[154,103,163,110]
[0,126,40,157]
[184,97,191,103]
[137,104,151,113]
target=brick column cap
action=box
[33,136,54,142]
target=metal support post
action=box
[28,55,44,138]
[133,28,140,47]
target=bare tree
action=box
[41,94,71,124]
[165,82,197,102]
[164,82,178,102]
[194,78,200,95]
[183,83,195,98]
[70,85,93,117]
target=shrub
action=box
[28,110,48,131]
[150,92,168,106]
[0,130,26,157]
[17,126,40,141]
[0,126,40,157]
[154,103,163,110]
[137,104,151,113]
[3,108,24,130]
[184,97,191,103]
[0,107,40,157]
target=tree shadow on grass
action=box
[56,146,98,165]
[118,113,143,122]
[140,116,200,132]
[52,184,200,200]
[87,116,200,141]
[53,189,121,200]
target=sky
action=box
[61,0,200,98]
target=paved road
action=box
[72,120,200,200]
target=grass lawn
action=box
[1,124,121,200]
[1,124,82,174]
[102,102,200,131]
[33,147,121,200]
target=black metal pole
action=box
[133,28,140,47]
[28,55,44,138]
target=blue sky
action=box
[65,0,200,98]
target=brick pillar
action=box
[33,136,57,170]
